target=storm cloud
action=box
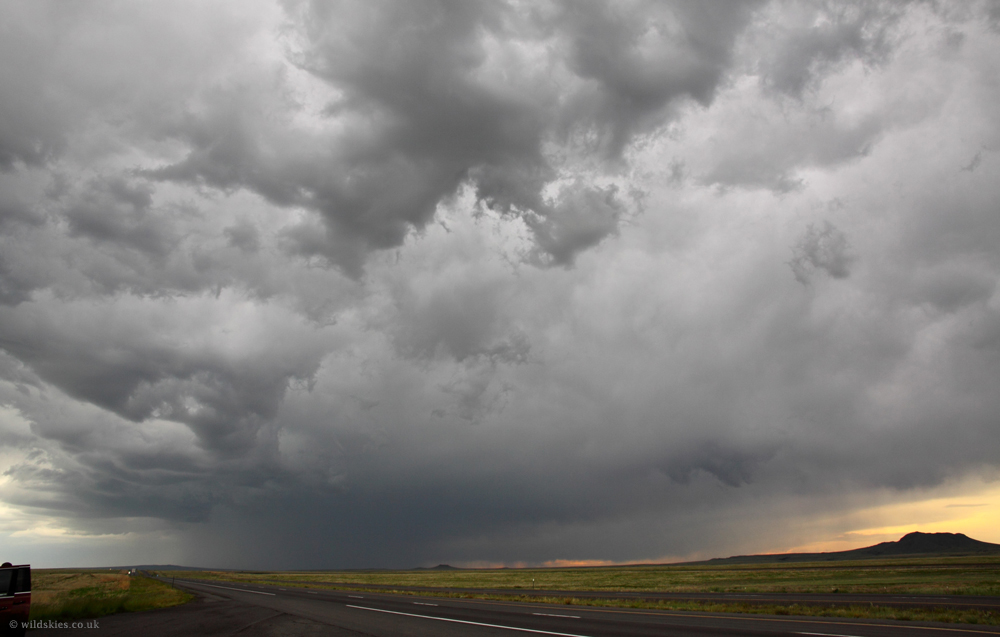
[2,0,1000,569]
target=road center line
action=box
[797,632,863,637]
[195,582,276,596]
[348,595,364,599]
[347,605,593,637]
[414,602,438,606]
[533,613,580,619]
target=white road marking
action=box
[308,591,318,594]
[414,602,438,606]
[797,632,863,637]
[279,588,286,591]
[348,605,593,637]
[533,613,580,619]
[196,582,276,596]
[348,595,364,599]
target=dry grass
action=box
[451,592,1000,626]
[163,554,1000,596]
[30,570,192,621]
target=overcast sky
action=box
[2,0,1000,570]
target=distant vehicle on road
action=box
[0,562,30,636]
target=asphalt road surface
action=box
[28,576,1000,637]
[225,579,1000,612]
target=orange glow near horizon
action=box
[452,478,1000,570]
[780,478,1000,555]
[540,559,621,568]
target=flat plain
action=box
[161,555,1000,596]
[157,555,1000,625]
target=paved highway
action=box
[226,579,1000,611]
[128,576,1000,637]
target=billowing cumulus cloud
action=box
[2,0,1000,570]
[143,0,758,274]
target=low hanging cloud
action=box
[2,1,1000,570]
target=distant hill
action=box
[702,532,1000,565]
[414,564,459,570]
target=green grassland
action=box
[29,570,192,621]
[162,554,1000,596]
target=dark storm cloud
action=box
[148,0,759,274]
[64,177,176,260]
[3,0,1000,570]
[657,441,779,488]
[4,451,222,523]
[0,191,44,230]
[0,302,325,456]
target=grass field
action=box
[162,554,1000,596]
[365,592,1000,626]
[159,555,1000,625]
[29,570,192,621]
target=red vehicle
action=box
[0,563,30,636]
